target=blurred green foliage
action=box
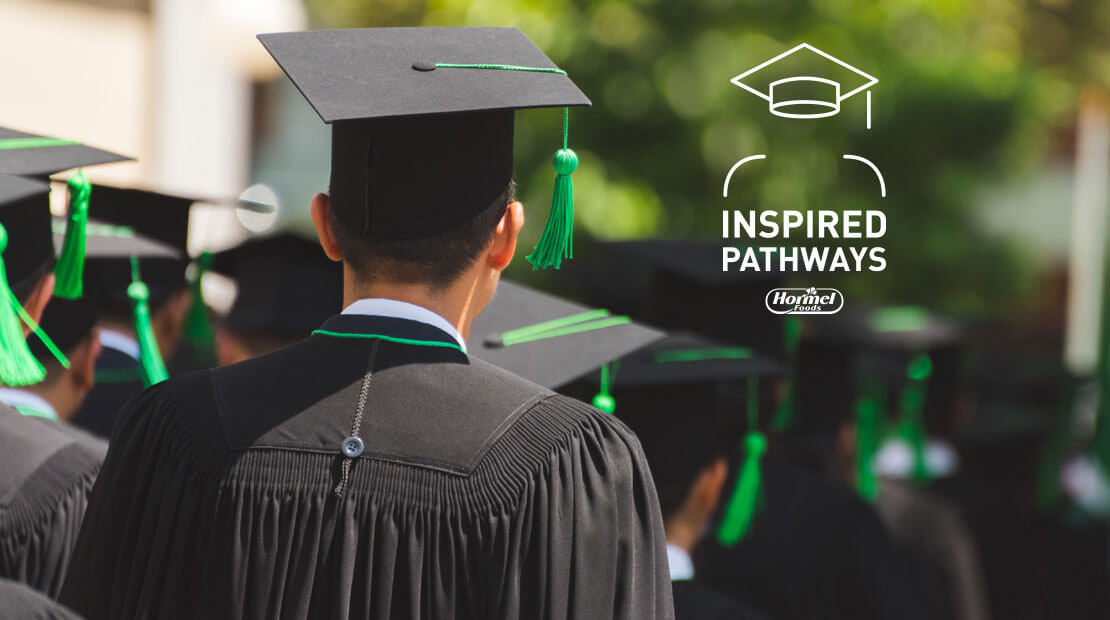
[302,0,1109,318]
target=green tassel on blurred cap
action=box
[716,431,767,546]
[129,256,169,388]
[181,251,214,355]
[53,170,91,299]
[592,363,616,414]
[856,393,881,501]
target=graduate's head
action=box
[264,27,590,306]
[27,297,102,422]
[615,385,731,551]
[93,266,192,363]
[13,264,55,332]
[81,183,211,363]
[314,179,522,291]
[213,232,346,365]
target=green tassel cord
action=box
[129,256,169,388]
[53,170,91,299]
[0,224,69,386]
[855,371,884,501]
[896,353,933,483]
[430,63,578,270]
[182,251,215,355]
[717,376,767,546]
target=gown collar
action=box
[666,543,695,581]
[100,328,140,360]
[338,298,467,352]
[0,388,59,422]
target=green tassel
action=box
[526,147,577,270]
[0,223,46,386]
[53,170,91,299]
[527,106,577,271]
[182,251,214,354]
[716,431,767,546]
[128,257,169,388]
[592,363,616,414]
[897,353,932,483]
[856,393,881,501]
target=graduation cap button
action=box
[412,60,437,71]
[341,436,365,458]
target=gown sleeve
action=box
[495,395,675,620]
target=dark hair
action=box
[331,181,514,289]
[13,260,56,305]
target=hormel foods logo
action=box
[765,287,844,314]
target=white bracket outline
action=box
[843,154,886,197]
[722,154,767,198]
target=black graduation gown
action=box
[0,577,83,620]
[60,314,674,620]
[695,461,915,620]
[672,580,769,620]
[0,404,105,598]
[70,346,143,439]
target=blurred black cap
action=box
[211,232,343,337]
[469,280,662,389]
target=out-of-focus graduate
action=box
[799,306,991,620]
[60,28,677,619]
[68,185,260,438]
[566,333,780,620]
[209,231,343,365]
[577,240,917,620]
[0,129,131,599]
[0,218,180,428]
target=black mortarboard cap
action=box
[469,280,662,389]
[84,184,263,307]
[211,232,343,337]
[259,28,590,268]
[0,126,130,177]
[600,240,788,357]
[0,174,53,297]
[28,219,180,360]
[590,332,790,388]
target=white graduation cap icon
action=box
[731,43,877,125]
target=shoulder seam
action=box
[466,389,551,471]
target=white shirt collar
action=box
[0,388,59,422]
[666,543,695,581]
[99,328,140,360]
[341,298,467,352]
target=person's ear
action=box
[22,273,55,334]
[311,193,343,262]
[488,201,524,272]
[71,328,102,393]
[693,457,730,515]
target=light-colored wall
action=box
[0,0,150,185]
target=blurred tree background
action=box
[298,0,1110,320]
